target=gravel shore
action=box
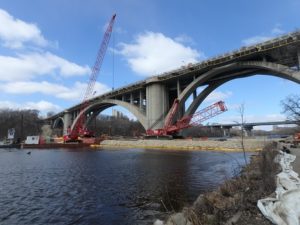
[101,138,272,152]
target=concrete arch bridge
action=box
[47,31,300,135]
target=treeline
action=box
[0,109,145,140]
[1,108,299,140]
[0,109,42,140]
[87,114,145,137]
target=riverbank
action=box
[154,142,280,225]
[100,138,272,152]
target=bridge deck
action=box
[47,31,300,120]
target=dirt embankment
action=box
[155,142,280,225]
[101,138,271,152]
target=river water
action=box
[0,148,249,225]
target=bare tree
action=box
[281,94,300,123]
[238,103,247,165]
[0,109,42,141]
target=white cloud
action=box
[175,34,195,45]
[117,32,204,76]
[0,100,19,109]
[0,100,61,112]
[204,91,232,103]
[0,81,69,95]
[55,81,110,100]
[242,36,272,46]
[185,90,232,110]
[242,25,285,46]
[271,24,284,35]
[0,52,90,81]
[0,81,110,101]
[24,100,62,112]
[0,8,49,49]
[0,8,108,113]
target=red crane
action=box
[146,99,227,136]
[64,14,116,142]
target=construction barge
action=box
[19,136,102,149]
[21,142,95,149]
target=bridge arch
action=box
[52,117,64,129]
[71,99,147,131]
[179,61,300,117]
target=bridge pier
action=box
[222,126,232,137]
[146,83,169,129]
[63,111,72,135]
[244,125,253,137]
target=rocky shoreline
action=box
[154,142,280,225]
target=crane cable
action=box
[112,28,115,91]
[111,23,115,135]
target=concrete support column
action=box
[177,79,181,97]
[223,129,227,137]
[130,93,133,104]
[122,95,125,101]
[223,126,232,137]
[63,111,72,135]
[139,90,143,109]
[244,125,253,137]
[146,83,169,129]
[298,48,300,70]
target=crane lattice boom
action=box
[65,14,116,142]
[146,100,227,136]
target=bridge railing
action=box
[49,30,300,119]
[155,30,300,81]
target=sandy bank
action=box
[100,138,272,152]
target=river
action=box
[0,148,250,225]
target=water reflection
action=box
[0,148,249,225]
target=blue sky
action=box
[0,0,299,130]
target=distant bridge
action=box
[205,120,299,136]
[46,31,300,135]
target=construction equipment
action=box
[64,14,116,142]
[292,132,300,147]
[146,99,227,137]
